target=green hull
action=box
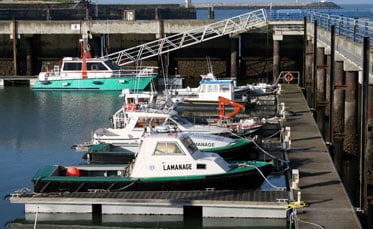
[33,75,157,91]
[32,161,273,192]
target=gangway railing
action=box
[104,9,267,66]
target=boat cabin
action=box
[110,108,191,131]
[129,133,230,177]
[120,89,158,111]
[49,133,231,179]
[198,78,235,101]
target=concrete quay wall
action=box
[0,19,305,85]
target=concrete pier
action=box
[279,84,361,228]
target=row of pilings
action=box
[301,17,372,224]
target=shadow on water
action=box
[6,213,288,229]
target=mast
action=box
[80,31,92,79]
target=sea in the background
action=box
[196,4,373,19]
[1,3,372,229]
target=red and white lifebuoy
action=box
[127,103,139,111]
[284,72,294,82]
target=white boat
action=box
[93,107,234,150]
[32,133,273,192]
[82,133,258,164]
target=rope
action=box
[289,211,326,229]
[286,201,307,210]
[245,164,284,190]
[109,180,137,192]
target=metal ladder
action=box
[103,9,267,66]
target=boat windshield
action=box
[153,141,185,155]
[169,114,193,127]
[180,135,199,155]
[104,60,121,71]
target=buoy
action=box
[284,72,294,83]
[127,103,139,111]
[66,167,80,176]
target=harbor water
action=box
[0,86,287,228]
[1,3,372,228]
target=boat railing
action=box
[115,66,159,78]
[277,71,300,85]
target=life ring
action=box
[284,72,294,82]
[127,103,139,111]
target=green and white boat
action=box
[33,39,158,91]
[79,135,259,164]
[33,133,273,193]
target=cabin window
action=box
[170,115,191,126]
[209,85,218,92]
[104,60,121,70]
[150,118,165,127]
[197,164,206,169]
[164,118,177,127]
[181,136,198,154]
[154,142,185,155]
[63,62,82,71]
[221,85,230,92]
[87,62,108,71]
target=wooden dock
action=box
[7,84,361,227]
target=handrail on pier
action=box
[104,9,267,66]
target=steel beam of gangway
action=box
[103,9,267,66]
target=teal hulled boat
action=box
[33,37,158,91]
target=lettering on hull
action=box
[195,142,215,147]
[163,164,192,170]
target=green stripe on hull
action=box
[200,138,252,152]
[33,161,270,183]
[33,75,157,91]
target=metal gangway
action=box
[103,9,267,66]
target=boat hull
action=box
[32,76,156,91]
[33,163,273,193]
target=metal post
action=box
[12,19,17,76]
[344,71,358,156]
[302,16,307,89]
[333,61,345,172]
[359,37,370,213]
[313,20,318,110]
[329,25,335,143]
[316,47,326,134]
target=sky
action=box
[95,0,373,5]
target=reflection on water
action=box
[0,87,122,227]
[7,213,287,229]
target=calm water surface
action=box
[0,86,122,227]
[0,86,287,228]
